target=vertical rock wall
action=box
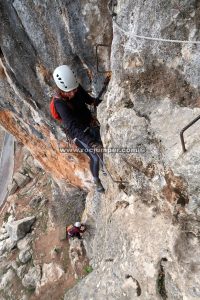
[65,1,200,299]
[1,0,200,299]
[0,0,112,187]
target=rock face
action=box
[18,249,32,264]
[0,238,16,256]
[22,266,41,290]
[0,269,15,290]
[0,0,200,300]
[66,1,200,299]
[5,216,36,242]
[40,263,64,287]
[0,0,112,189]
[69,238,88,279]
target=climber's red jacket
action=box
[67,226,85,239]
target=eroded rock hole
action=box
[125,275,142,296]
[157,258,168,300]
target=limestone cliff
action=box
[1,1,200,299]
[0,0,112,188]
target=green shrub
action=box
[84,265,93,274]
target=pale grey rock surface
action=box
[0,133,14,206]
[68,238,87,279]
[0,228,7,235]
[13,172,31,189]
[0,238,16,256]
[17,234,32,251]
[22,265,41,289]
[8,181,18,195]
[5,216,36,242]
[0,233,9,242]
[16,265,27,280]
[40,263,64,287]
[50,181,86,226]
[10,262,27,281]
[18,249,32,264]
[0,269,15,290]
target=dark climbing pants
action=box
[75,126,103,179]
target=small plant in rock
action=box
[53,247,60,254]
[3,212,11,222]
[84,265,93,274]
[25,286,36,295]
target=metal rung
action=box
[95,44,111,73]
[180,114,200,152]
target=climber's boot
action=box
[94,178,105,193]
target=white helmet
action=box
[74,222,81,228]
[53,65,79,92]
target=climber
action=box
[66,222,86,239]
[51,65,105,193]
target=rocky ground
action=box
[0,143,91,300]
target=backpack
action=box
[50,96,62,121]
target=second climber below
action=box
[51,65,105,193]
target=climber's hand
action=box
[90,117,100,127]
